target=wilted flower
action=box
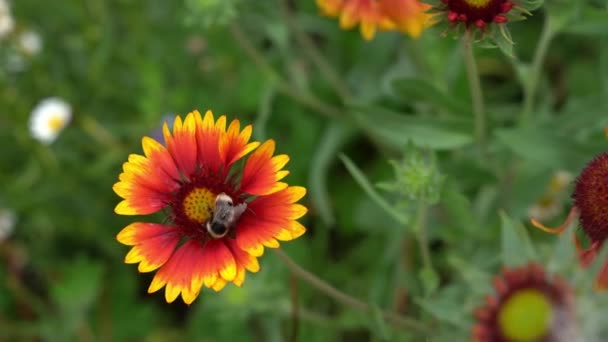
[316,0,433,40]
[114,110,307,304]
[29,97,72,145]
[0,0,14,39]
[17,30,43,56]
[532,152,608,290]
[527,170,573,222]
[472,263,576,341]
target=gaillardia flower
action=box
[316,0,432,40]
[317,0,389,40]
[440,0,514,29]
[532,152,608,290]
[472,264,575,342]
[379,0,434,39]
[114,110,307,304]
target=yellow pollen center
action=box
[182,188,216,223]
[464,0,492,8]
[498,289,553,341]
[47,115,65,131]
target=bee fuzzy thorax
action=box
[205,193,247,239]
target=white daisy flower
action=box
[29,97,72,144]
[0,208,16,242]
[18,30,43,56]
[0,0,14,39]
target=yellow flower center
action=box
[463,0,492,8]
[182,187,216,223]
[498,289,552,341]
[47,115,66,132]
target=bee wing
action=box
[233,203,247,220]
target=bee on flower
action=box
[114,110,307,304]
[29,98,72,145]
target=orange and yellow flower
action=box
[316,0,432,40]
[114,110,307,304]
[378,0,434,38]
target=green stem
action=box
[519,15,556,127]
[229,24,341,119]
[80,115,124,150]
[278,0,352,102]
[463,30,486,152]
[273,249,431,335]
[414,204,432,273]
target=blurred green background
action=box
[1,0,608,341]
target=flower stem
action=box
[278,0,352,102]
[414,204,432,273]
[273,249,431,335]
[519,15,556,127]
[463,30,486,153]
[229,24,342,119]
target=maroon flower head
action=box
[442,0,513,29]
[572,152,608,243]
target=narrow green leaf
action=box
[500,211,537,266]
[309,121,357,227]
[339,154,409,225]
[369,305,391,340]
[419,266,439,296]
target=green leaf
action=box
[419,266,439,296]
[369,305,391,340]
[563,9,608,36]
[500,211,537,266]
[350,107,473,150]
[494,126,579,168]
[391,78,471,115]
[339,154,409,225]
[309,120,357,226]
[440,182,480,235]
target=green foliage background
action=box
[1,0,608,341]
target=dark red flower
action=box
[440,0,514,29]
[572,152,608,243]
[472,264,575,342]
[531,152,608,290]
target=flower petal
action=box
[148,240,206,304]
[236,186,307,256]
[220,119,260,168]
[240,140,290,196]
[112,152,176,215]
[141,136,181,184]
[196,110,223,175]
[117,223,179,273]
[163,112,198,180]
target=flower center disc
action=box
[182,187,216,224]
[48,115,65,131]
[498,289,552,341]
[463,0,492,8]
